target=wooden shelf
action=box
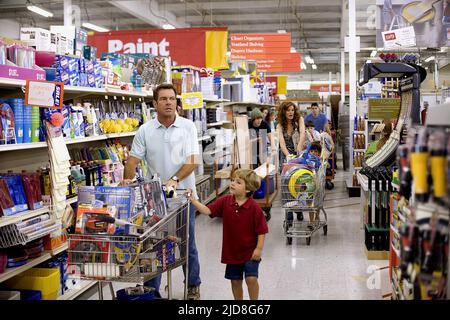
[195,175,210,185]
[0,206,50,228]
[0,253,52,283]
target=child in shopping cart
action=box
[187,169,268,300]
[287,142,323,228]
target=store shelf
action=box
[353,149,366,152]
[195,175,210,185]
[203,193,216,205]
[0,206,50,228]
[50,242,69,256]
[204,98,230,103]
[207,121,231,128]
[198,135,211,142]
[0,142,48,152]
[354,131,365,134]
[65,135,106,145]
[66,196,78,205]
[58,280,98,301]
[107,132,137,139]
[0,252,52,283]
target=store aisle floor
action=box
[81,169,388,300]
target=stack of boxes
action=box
[53,55,103,88]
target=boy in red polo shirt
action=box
[188,169,269,300]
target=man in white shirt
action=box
[123,83,201,300]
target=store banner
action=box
[205,31,229,70]
[376,0,449,48]
[88,27,228,68]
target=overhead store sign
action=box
[381,26,416,49]
[230,33,300,73]
[88,27,228,69]
[310,84,350,93]
[368,98,401,120]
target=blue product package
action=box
[23,106,32,143]
[85,60,94,74]
[77,186,134,222]
[61,105,71,137]
[69,74,80,87]
[79,73,87,87]
[19,290,42,301]
[94,74,103,88]
[78,57,85,73]
[57,70,71,85]
[87,74,96,87]
[93,61,102,76]
[1,103,17,144]
[43,67,57,81]
[0,174,28,213]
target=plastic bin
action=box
[253,174,275,199]
[0,291,20,300]
[19,289,42,300]
[116,287,156,301]
[4,268,60,300]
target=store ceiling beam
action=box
[227,22,340,32]
[109,0,189,29]
[164,0,341,11]
[181,11,369,24]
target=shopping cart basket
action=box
[67,182,190,300]
[281,163,328,245]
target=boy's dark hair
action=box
[310,141,322,154]
[311,102,319,108]
[306,120,315,128]
[153,83,177,101]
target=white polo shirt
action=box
[130,116,199,198]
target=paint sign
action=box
[382,26,416,49]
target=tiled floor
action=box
[80,168,389,300]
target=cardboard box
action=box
[20,28,51,51]
[83,45,97,61]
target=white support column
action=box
[349,0,357,173]
[341,51,346,104]
[64,0,72,27]
[434,61,439,89]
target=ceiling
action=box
[0,0,380,78]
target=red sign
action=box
[384,33,396,41]
[256,53,301,73]
[230,33,299,73]
[88,27,227,67]
[310,84,350,93]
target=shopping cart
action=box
[67,182,190,300]
[281,163,328,246]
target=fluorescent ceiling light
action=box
[162,24,175,30]
[277,30,287,33]
[370,50,377,57]
[424,56,435,62]
[312,64,317,70]
[27,5,53,18]
[300,62,307,70]
[82,22,109,32]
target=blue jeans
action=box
[144,203,201,296]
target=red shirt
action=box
[207,195,269,264]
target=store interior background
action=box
[0,0,449,301]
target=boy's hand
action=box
[251,248,262,261]
[185,188,195,201]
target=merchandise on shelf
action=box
[391,120,449,300]
[171,65,201,94]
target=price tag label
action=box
[25,80,64,109]
[181,92,203,110]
